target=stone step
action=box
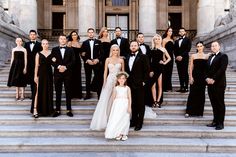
[0,125,236,138]
[0,152,235,157]
[0,105,236,116]
[0,136,235,153]
[0,114,236,126]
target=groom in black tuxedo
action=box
[174,27,191,92]
[126,40,149,131]
[24,30,42,100]
[51,35,75,117]
[206,41,228,130]
[81,28,104,99]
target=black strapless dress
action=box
[186,59,208,116]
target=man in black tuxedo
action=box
[51,35,75,117]
[174,27,191,93]
[81,28,104,99]
[126,40,149,131]
[111,27,130,59]
[206,41,228,130]
[24,30,42,99]
[136,32,151,56]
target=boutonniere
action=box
[52,57,56,62]
[95,43,99,46]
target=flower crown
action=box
[116,71,129,78]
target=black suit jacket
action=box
[51,46,75,77]
[139,43,151,56]
[81,39,104,64]
[207,52,228,88]
[111,37,130,58]
[126,52,150,89]
[174,37,191,59]
[24,41,43,83]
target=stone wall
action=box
[196,21,236,69]
[0,20,28,64]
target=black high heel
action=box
[33,108,39,118]
[152,101,159,108]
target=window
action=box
[106,0,129,6]
[168,0,182,6]
[52,0,63,5]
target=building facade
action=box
[1,0,230,41]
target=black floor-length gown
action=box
[101,41,111,60]
[7,51,26,87]
[163,41,174,91]
[71,47,82,99]
[31,52,53,116]
[186,59,208,116]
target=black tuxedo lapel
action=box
[132,53,141,71]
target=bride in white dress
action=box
[90,44,124,130]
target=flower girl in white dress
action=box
[105,72,131,141]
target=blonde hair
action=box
[109,44,120,57]
[151,34,162,49]
[98,27,108,39]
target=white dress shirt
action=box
[30,41,36,51]
[210,51,219,65]
[60,47,66,59]
[117,38,121,46]
[140,44,147,54]
[129,52,137,71]
[89,40,94,59]
[178,36,185,47]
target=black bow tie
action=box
[60,46,66,49]
[116,37,121,39]
[30,41,36,44]
[89,39,94,41]
[212,53,216,56]
[140,43,145,46]
[130,53,136,57]
[179,37,184,40]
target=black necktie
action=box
[30,41,36,44]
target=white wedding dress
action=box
[105,86,130,139]
[90,63,121,130]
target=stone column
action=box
[139,0,156,42]
[197,0,215,36]
[9,0,37,33]
[78,0,96,38]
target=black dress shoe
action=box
[130,123,135,128]
[134,126,142,131]
[215,124,224,130]
[206,122,217,127]
[52,111,61,117]
[84,95,91,100]
[66,111,73,117]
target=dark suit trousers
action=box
[130,86,145,127]
[208,85,225,125]
[54,75,72,111]
[84,63,102,97]
[176,58,189,89]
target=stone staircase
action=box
[1,51,236,156]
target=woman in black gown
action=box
[162,27,174,92]
[7,37,27,100]
[67,31,82,99]
[98,27,111,62]
[185,41,209,117]
[149,34,171,108]
[31,39,53,118]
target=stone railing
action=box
[37,29,197,41]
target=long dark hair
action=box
[162,27,174,39]
[67,30,80,41]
